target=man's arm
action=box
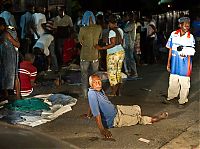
[87,90,112,138]
[5,31,20,48]
[81,107,93,119]
[167,48,172,72]
[95,114,112,138]
[87,107,92,118]
[81,107,112,138]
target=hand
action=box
[80,113,92,119]
[100,129,112,139]
[180,54,186,57]
[7,26,15,30]
[167,65,170,72]
[94,44,102,50]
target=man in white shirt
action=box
[33,22,58,72]
[32,6,47,40]
[146,15,157,64]
[52,6,73,66]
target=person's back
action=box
[79,24,102,61]
[20,6,35,40]
[35,33,54,56]
[78,10,102,100]
[32,6,47,39]
[19,53,37,97]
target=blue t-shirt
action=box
[88,88,117,128]
[166,30,195,76]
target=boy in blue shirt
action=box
[164,17,195,108]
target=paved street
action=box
[0,50,199,148]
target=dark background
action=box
[78,0,200,14]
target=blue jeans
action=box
[80,60,99,99]
[49,42,58,71]
[124,47,137,75]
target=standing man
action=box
[123,12,138,77]
[163,17,195,108]
[78,10,102,100]
[52,6,73,67]
[31,6,47,42]
[20,4,35,54]
[146,15,157,64]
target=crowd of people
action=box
[0,2,198,139]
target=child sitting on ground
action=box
[19,53,37,97]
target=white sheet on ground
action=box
[17,94,77,127]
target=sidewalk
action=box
[160,120,200,149]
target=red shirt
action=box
[19,61,37,96]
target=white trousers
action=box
[167,74,190,104]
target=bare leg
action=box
[15,76,21,99]
[110,85,118,96]
[116,83,123,96]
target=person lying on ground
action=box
[83,74,168,139]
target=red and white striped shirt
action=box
[19,61,37,96]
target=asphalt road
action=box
[0,50,199,149]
